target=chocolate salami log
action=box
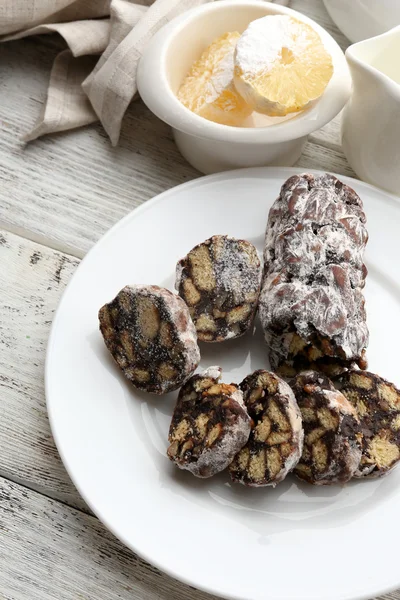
[259,173,369,376]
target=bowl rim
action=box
[137,0,351,145]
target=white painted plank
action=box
[0,477,220,600]
[309,112,342,150]
[0,37,199,258]
[297,138,356,178]
[0,230,86,510]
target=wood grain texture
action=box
[0,0,351,257]
[298,137,355,177]
[309,113,342,151]
[0,476,219,600]
[0,230,86,511]
[0,37,199,258]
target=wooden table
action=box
[0,2,398,599]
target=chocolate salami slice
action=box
[290,371,362,485]
[334,370,400,478]
[259,173,369,376]
[176,235,262,342]
[230,370,303,487]
[99,285,200,394]
[167,367,251,478]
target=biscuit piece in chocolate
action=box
[99,285,200,394]
[334,370,400,478]
[167,367,251,477]
[290,371,362,485]
[260,172,369,376]
[230,370,303,487]
[176,235,262,342]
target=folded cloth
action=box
[0,0,212,144]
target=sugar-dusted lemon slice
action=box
[177,32,253,127]
[234,15,334,117]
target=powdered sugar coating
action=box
[98,284,200,395]
[177,31,252,127]
[167,367,251,478]
[201,365,223,381]
[233,16,333,117]
[259,173,369,372]
[235,15,311,77]
[270,377,304,485]
[205,37,237,104]
[176,235,262,342]
[278,379,304,476]
[191,385,251,478]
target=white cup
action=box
[137,0,351,174]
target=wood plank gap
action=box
[0,221,85,260]
[308,134,342,154]
[0,469,91,516]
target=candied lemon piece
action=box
[177,32,253,126]
[234,15,333,117]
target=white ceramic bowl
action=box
[323,0,400,43]
[137,0,351,174]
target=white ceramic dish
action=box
[137,2,351,174]
[46,167,400,600]
[323,0,400,43]
[342,26,400,196]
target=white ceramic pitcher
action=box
[342,26,400,196]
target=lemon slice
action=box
[234,15,333,117]
[177,32,253,127]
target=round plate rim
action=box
[45,166,400,600]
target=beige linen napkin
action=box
[0,0,212,144]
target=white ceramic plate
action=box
[46,168,400,600]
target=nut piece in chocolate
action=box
[167,367,251,478]
[99,284,200,395]
[230,370,303,487]
[176,235,262,342]
[259,172,369,375]
[290,371,362,485]
[334,370,400,478]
